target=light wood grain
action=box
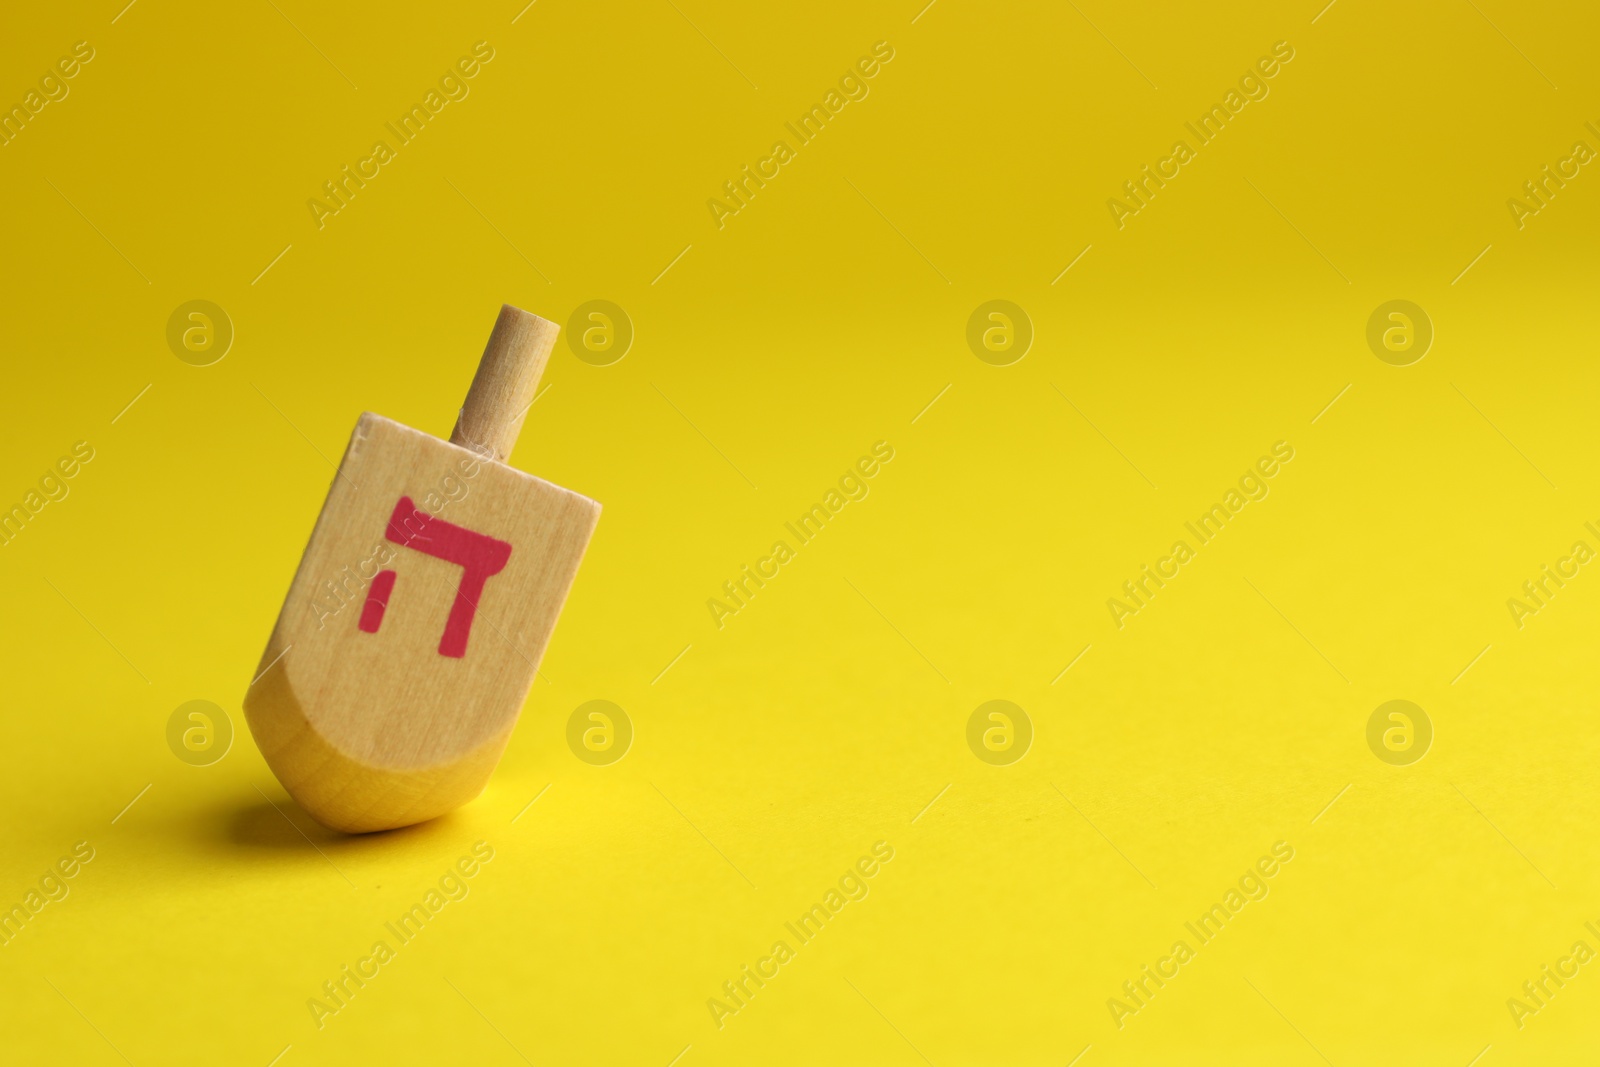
[243,308,598,833]
[450,304,559,464]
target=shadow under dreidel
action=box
[226,788,465,853]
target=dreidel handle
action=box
[449,304,560,464]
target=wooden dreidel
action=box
[243,305,600,833]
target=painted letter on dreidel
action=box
[358,495,513,658]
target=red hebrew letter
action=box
[358,496,513,658]
[358,569,397,634]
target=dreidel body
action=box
[243,306,600,832]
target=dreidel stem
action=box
[449,304,560,464]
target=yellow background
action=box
[3,0,1598,1063]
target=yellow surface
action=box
[2,1,1598,1064]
